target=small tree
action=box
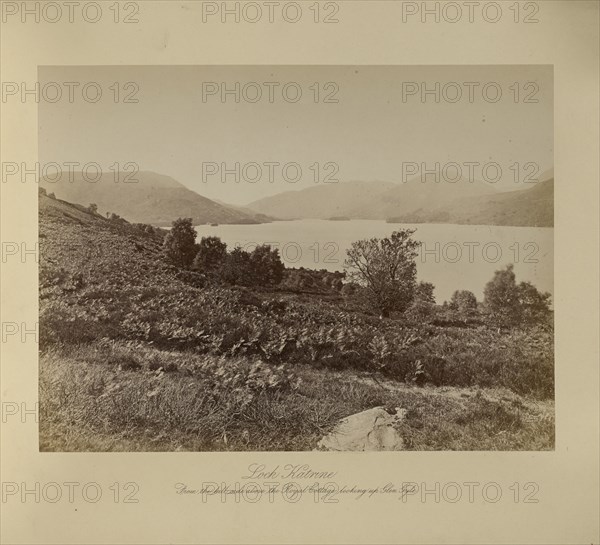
[344,229,421,317]
[483,264,521,326]
[517,281,552,325]
[221,247,253,285]
[407,281,437,321]
[484,265,552,327]
[414,281,435,304]
[250,244,285,286]
[163,218,197,269]
[193,236,227,275]
[88,203,98,214]
[450,290,478,313]
[448,289,478,323]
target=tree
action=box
[407,281,436,321]
[448,289,478,323]
[484,265,553,327]
[450,290,478,313]
[250,244,285,286]
[193,236,227,275]
[483,264,521,325]
[163,218,197,269]
[88,203,98,214]
[344,229,421,317]
[221,247,253,285]
[220,244,285,287]
[517,281,552,325]
[414,281,435,304]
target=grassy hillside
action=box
[39,193,554,451]
[40,170,267,226]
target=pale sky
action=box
[39,65,553,205]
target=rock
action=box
[317,406,407,451]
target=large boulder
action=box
[317,406,406,451]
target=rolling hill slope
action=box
[246,178,497,221]
[388,178,554,227]
[40,171,267,226]
[349,176,497,219]
[246,181,397,220]
[247,175,553,227]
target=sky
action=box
[39,65,553,205]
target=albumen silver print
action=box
[2,3,599,543]
[36,64,554,452]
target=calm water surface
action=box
[195,220,553,302]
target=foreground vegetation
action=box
[39,192,554,451]
[40,342,553,451]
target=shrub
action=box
[280,269,344,293]
[220,245,284,287]
[163,218,198,269]
[450,290,477,312]
[483,264,521,326]
[484,265,552,328]
[448,290,479,323]
[193,236,227,275]
[341,282,361,298]
[518,281,552,326]
[249,244,284,286]
[406,281,437,321]
[220,247,254,285]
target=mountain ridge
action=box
[39,171,269,226]
[246,181,398,220]
[387,178,554,227]
[245,174,553,227]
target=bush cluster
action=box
[163,220,284,287]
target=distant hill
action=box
[213,199,276,222]
[246,177,497,221]
[387,178,554,227]
[348,176,497,219]
[39,171,267,226]
[246,174,553,227]
[246,181,397,220]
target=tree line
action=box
[163,218,284,287]
[162,218,552,327]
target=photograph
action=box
[2,2,599,544]
[37,65,555,452]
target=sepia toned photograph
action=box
[36,65,554,452]
[3,2,600,544]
